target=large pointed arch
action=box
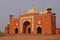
[23,21,30,33]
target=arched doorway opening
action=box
[15,28,18,34]
[23,21,30,33]
[37,27,42,34]
[28,27,31,33]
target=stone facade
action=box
[5,6,60,35]
[56,28,60,34]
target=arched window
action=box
[37,27,42,34]
[15,28,18,34]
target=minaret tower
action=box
[9,13,13,19]
[47,6,52,13]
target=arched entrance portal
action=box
[37,27,42,34]
[28,27,31,33]
[15,28,18,34]
[23,21,30,33]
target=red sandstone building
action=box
[5,6,60,35]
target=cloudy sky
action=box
[0,0,60,32]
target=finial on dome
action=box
[28,5,38,13]
[31,5,35,9]
[48,5,51,8]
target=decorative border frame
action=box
[20,16,34,32]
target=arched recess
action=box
[28,27,31,33]
[37,27,42,34]
[23,21,30,33]
[15,28,18,34]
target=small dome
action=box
[28,6,38,13]
[40,9,47,14]
[47,6,52,10]
[7,23,9,25]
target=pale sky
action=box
[0,0,60,32]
